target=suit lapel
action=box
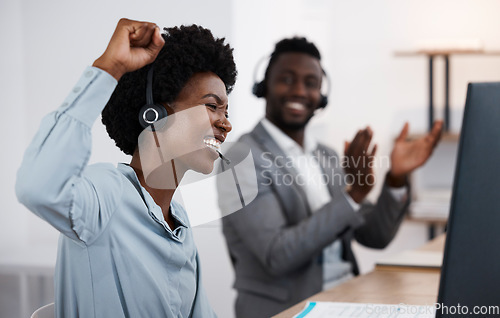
[250,123,312,216]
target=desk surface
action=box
[416,234,445,252]
[273,235,446,318]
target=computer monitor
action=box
[437,82,500,318]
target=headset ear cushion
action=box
[252,81,266,98]
[318,95,328,109]
[139,104,168,129]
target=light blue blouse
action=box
[16,67,217,318]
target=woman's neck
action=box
[130,153,186,229]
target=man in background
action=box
[218,37,442,318]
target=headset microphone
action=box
[217,150,231,165]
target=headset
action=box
[139,64,168,130]
[252,55,331,109]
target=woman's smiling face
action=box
[168,71,232,174]
[138,71,232,188]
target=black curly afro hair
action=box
[265,37,321,78]
[263,36,321,84]
[254,37,322,98]
[102,25,237,155]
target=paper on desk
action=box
[293,302,435,318]
[376,250,443,269]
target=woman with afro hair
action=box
[16,18,236,318]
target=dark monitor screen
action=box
[437,82,500,318]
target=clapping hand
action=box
[344,121,443,203]
[343,127,378,203]
[388,120,443,186]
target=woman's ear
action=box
[163,103,175,116]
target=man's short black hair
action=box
[263,37,321,82]
[102,25,237,155]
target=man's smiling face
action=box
[264,52,323,131]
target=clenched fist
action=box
[93,18,165,81]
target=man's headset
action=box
[252,55,331,109]
[138,64,168,130]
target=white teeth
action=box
[203,137,221,151]
[286,102,306,111]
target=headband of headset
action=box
[138,64,168,130]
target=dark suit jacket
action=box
[218,123,410,318]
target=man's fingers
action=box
[349,127,373,156]
[369,144,378,157]
[352,130,363,141]
[346,130,362,154]
[346,127,375,173]
[358,127,373,154]
[396,122,410,142]
[431,120,443,137]
[429,120,443,148]
[365,126,373,148]
[344,141,350,155]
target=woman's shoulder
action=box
[82,163,125,199]
[83,163,123,181]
